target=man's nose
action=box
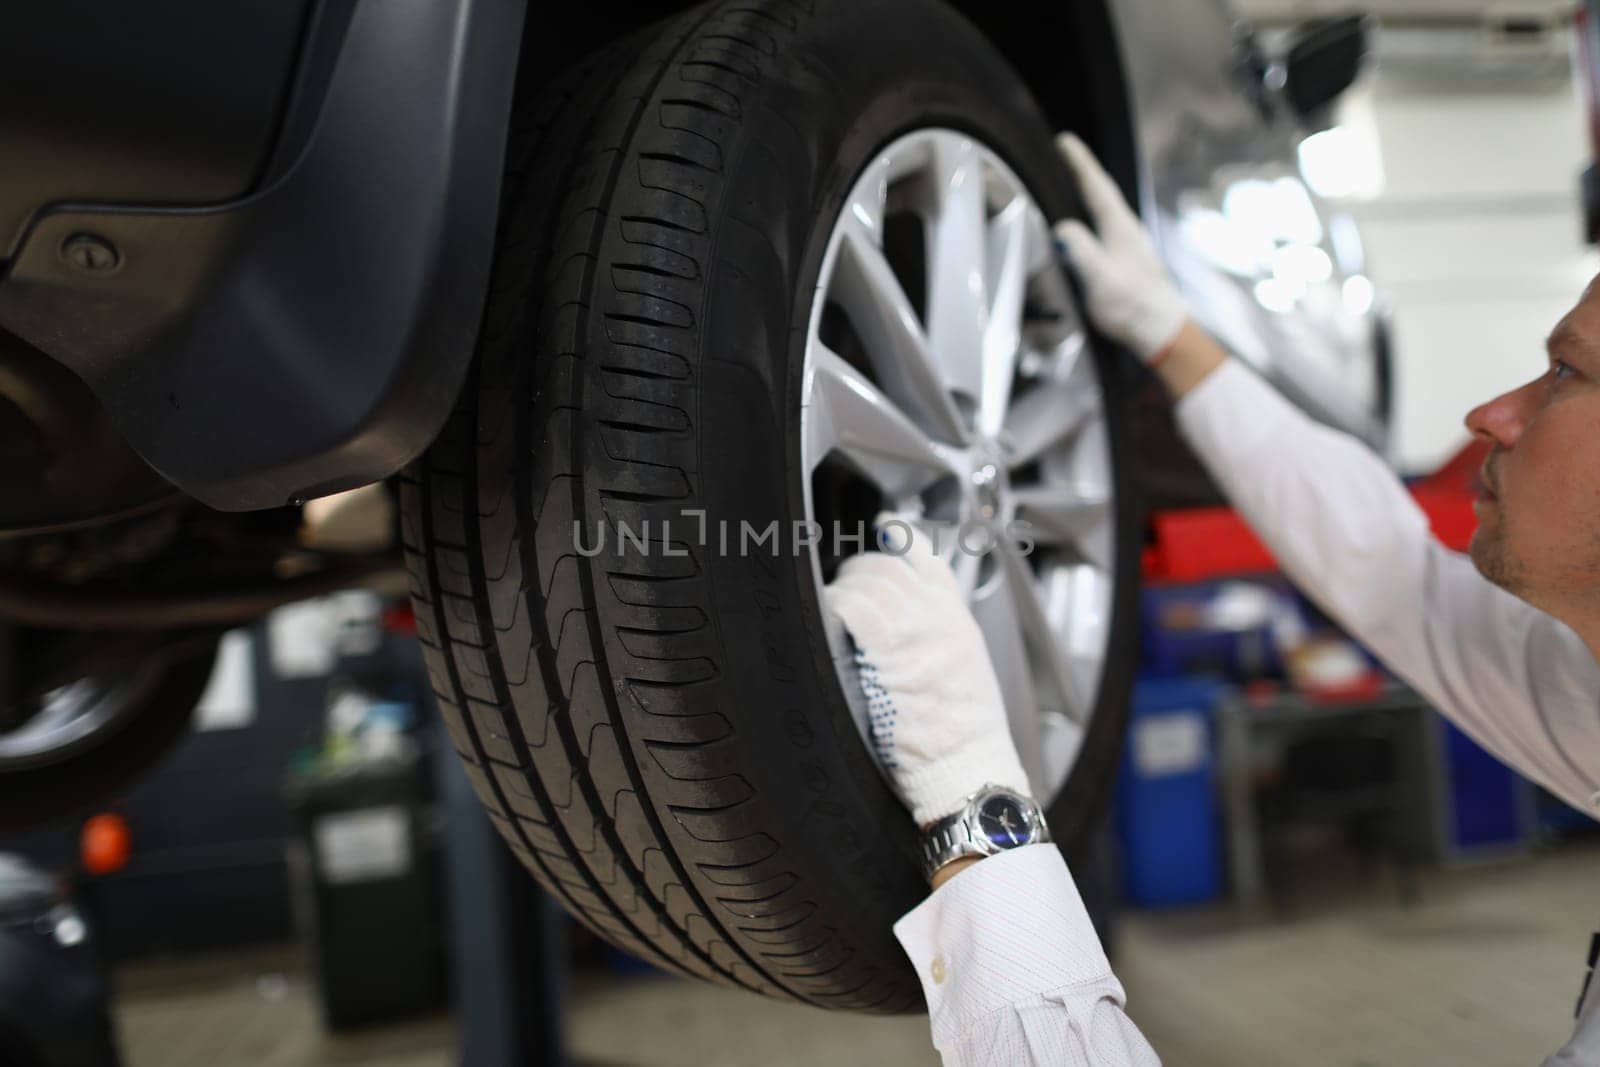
[1465,377,1540,448]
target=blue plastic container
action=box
[1115,677,1225,907]
[1439,717,1531,853]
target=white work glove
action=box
[1053,132,1189,363]
[822,521,1031,828]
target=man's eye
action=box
[1553,360,1579,384]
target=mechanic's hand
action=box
[823,518,1032,828]
[1053,132,1189,364]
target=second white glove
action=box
[1053,132,1188,363]
[823,524,1033,828]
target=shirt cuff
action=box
[893,844,1119,1049]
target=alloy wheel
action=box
[801,128,1117,805]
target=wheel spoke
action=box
[924,135,990,408]
[832,221,970,445]
[951,542,983,598]
[1002,373,1099,468]
[803,340,958,498]
[845,163,888,242]
[1050,410,1116,570]
[977,196,1032,437]
[1039,711,1086,794]
[996,545,1088,725]
[1077,519,1116,576]
[1013,484,1113,566]
[971,565,1051,794]
[1039,564,1113,723]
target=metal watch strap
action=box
[921,812,984,878]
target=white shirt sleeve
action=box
[1176,359,1600,815]
[894,844,1162,1065]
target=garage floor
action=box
[113,842,1600,1067]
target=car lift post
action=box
[438,743,568,1067]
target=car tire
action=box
[403,0,1140,1010]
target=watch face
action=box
[977,794,1034,850]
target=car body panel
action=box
[0,0,527,512]
[0,0,315,263]
[1107,0,1388,451]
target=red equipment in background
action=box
[1144,440,1488,582]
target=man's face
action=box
[1465,277,1600,615]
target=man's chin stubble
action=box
[1470,529,1526,595]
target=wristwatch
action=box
[919,784,1051,880]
